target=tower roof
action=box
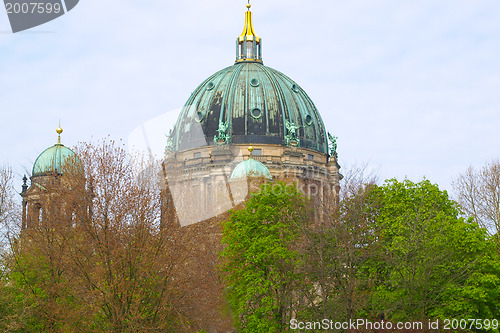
[32,127,81,177]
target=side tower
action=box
[21,126,86,229]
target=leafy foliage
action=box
[220,182,310,332]
[220,177,500,331]
[361,179,499,324]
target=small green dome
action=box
[230,158,272,181]
[32,143,80,177]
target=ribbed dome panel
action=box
[172,62,328,154]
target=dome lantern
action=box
[236,1,262,64]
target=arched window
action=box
[32,203,43,225]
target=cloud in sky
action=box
[0,0,499,193]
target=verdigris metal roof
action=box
[170,61,329,154]
[230,158,272,181]
[32,143,80,177]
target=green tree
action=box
[433,244,500,323]
[302,164,378,323]
[361,179,498,323]
[219,182,310,332]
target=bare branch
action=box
[453,160,500,235]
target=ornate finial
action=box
[236,1,262,63]
[248,146,254,154]
[56,125,63,144]
[22,175,28,193]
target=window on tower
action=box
[246,41,253,58]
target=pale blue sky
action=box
[1,0,499,193]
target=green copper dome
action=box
[168,6,329,155]
[171,62,328,154]
[32,143,80,177]
[230,158,272,181]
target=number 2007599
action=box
[443,318,499,330]
[5,2,62,14]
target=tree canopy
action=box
[219,177,500,331]
[2,149,499,332]
[361,179,499,321]
[219,182,311,332]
